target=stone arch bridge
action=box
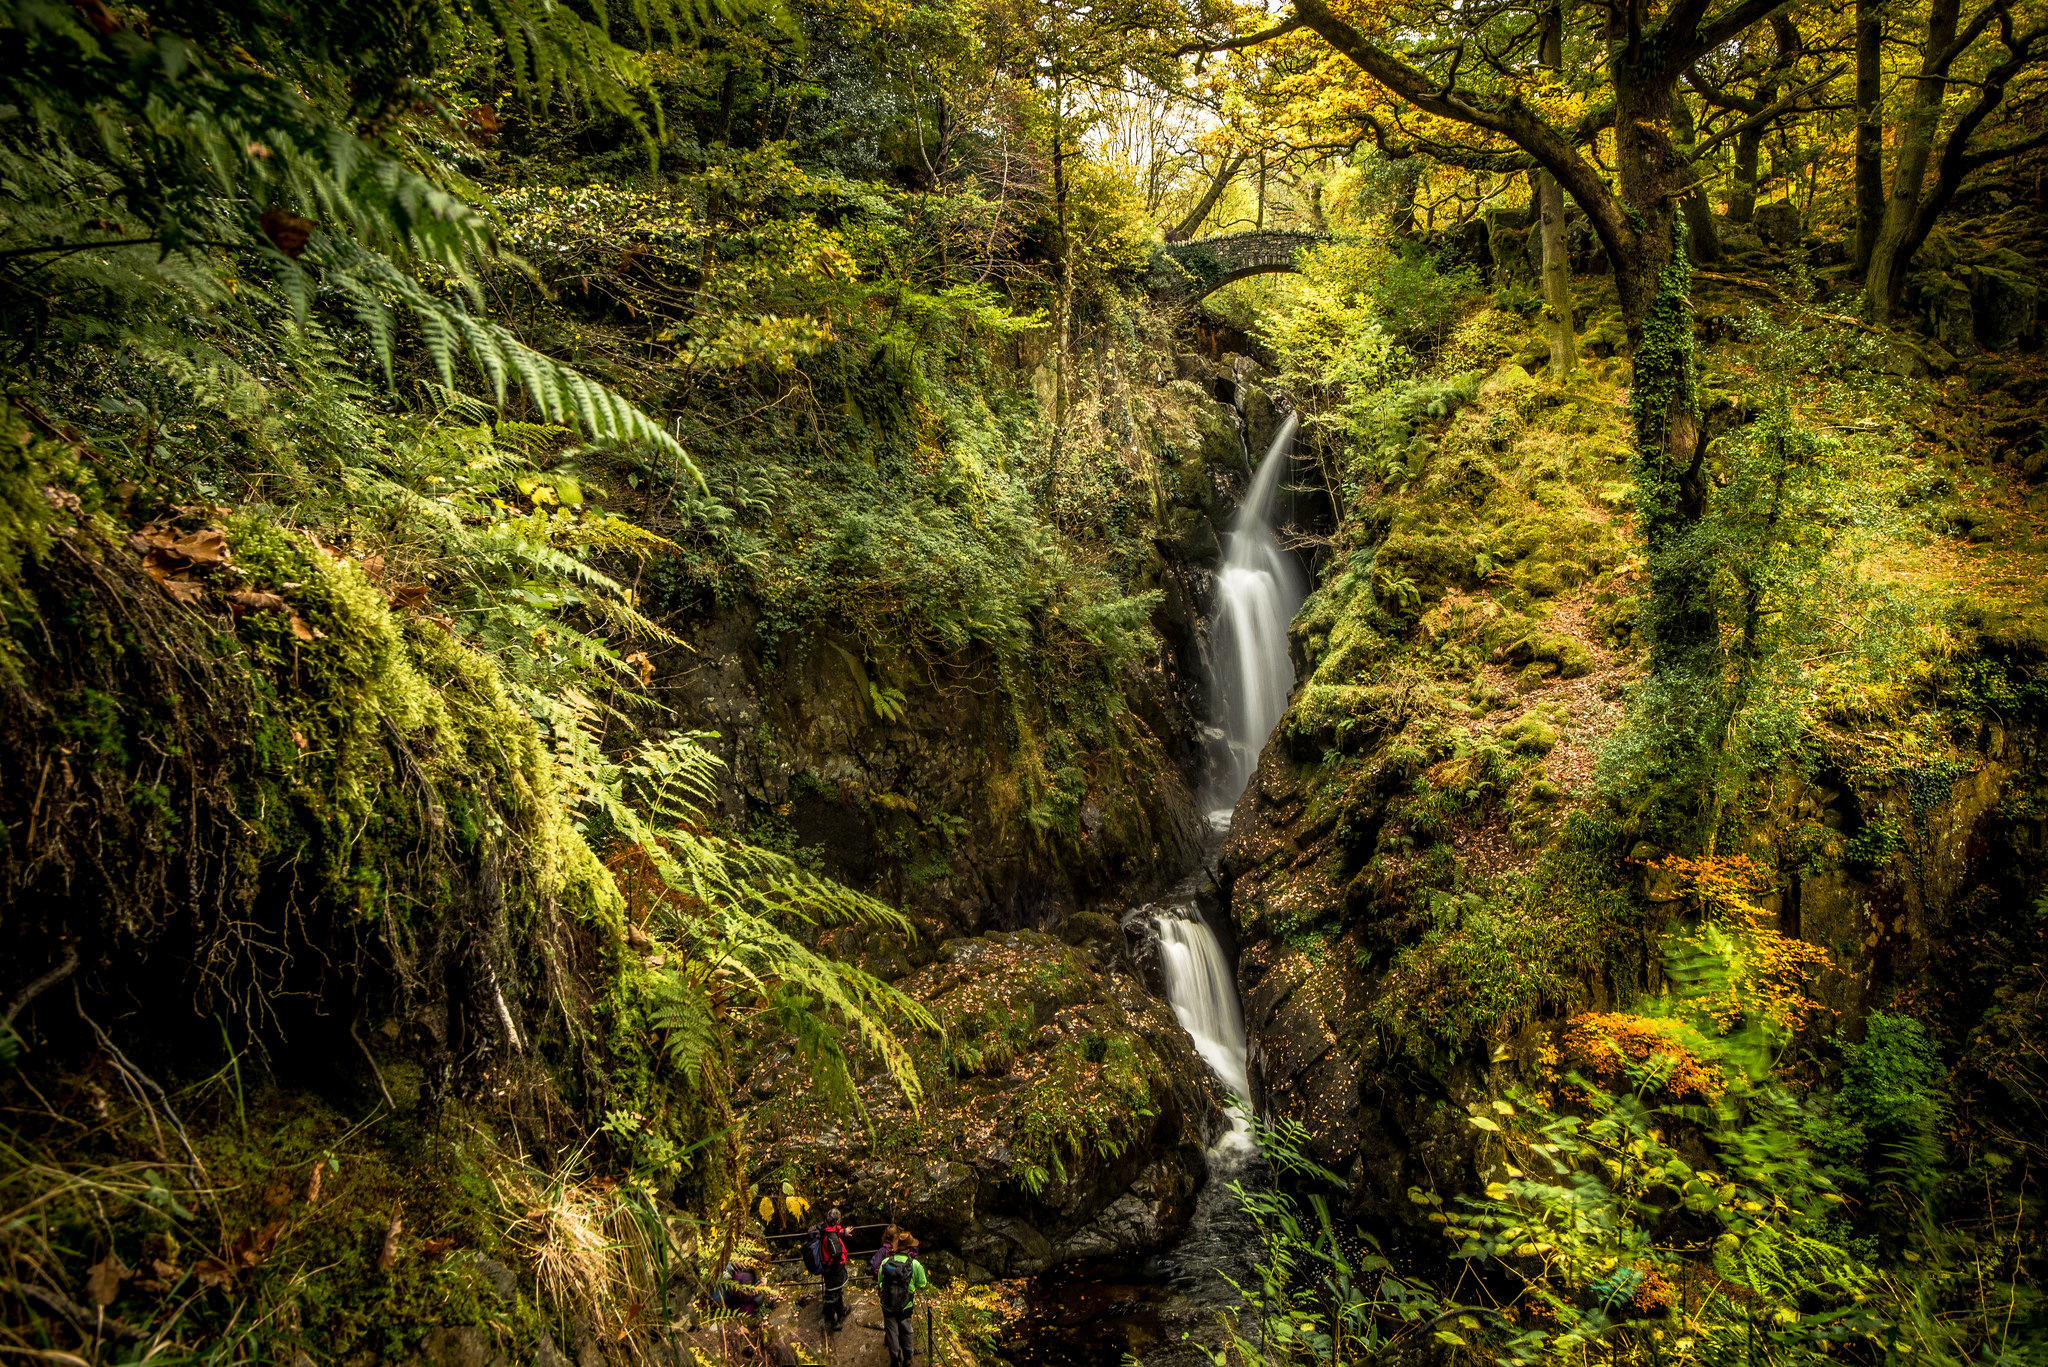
[1148,230,1328,305]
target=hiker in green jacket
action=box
[875,1231,929,1367]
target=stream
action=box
[998,409,1308,1367]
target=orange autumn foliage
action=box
[1649,854,1836,1036]
[1563,1012,1727,1101]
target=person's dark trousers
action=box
[884,1311,915,1366]
[821,1264,848,1329]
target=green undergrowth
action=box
[0,1072,537,1362]
[0,421,750,1356]
[489,147,1223,863]
[1363,815,1646,1056]
[0,436,625,986]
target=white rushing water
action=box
[1211,411,1307,818]
[1155,909,1256,1157]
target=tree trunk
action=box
[1673,97,1724,263]
[1729,124,1765,222]
[1170,150,1249,240]
[1854,0,1886,270]
[1614,62,1713,666]
[1537,177,1580,376]
[1865,0,1961,322]
[1537,5,1579,379]
[1730,16,1800,222]
[1392,161,1421,237]
[1049,67,1070,503]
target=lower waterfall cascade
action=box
[1154,909,1255,1155]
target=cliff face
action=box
[1220,277,2048,1236]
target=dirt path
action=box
[678,1280,947,1367]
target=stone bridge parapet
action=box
[1149,231,1329,304]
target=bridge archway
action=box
[1149,231,1328,305]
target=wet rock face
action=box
[650,609,1204,941]
[743,927,1225,1282]
[1236,921,1498,1232]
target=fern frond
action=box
[317,242,700,482]
[651,970,725,1092]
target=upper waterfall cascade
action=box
[1211,410,1307,818]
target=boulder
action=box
[1447,218,1495,282]
[1485,206,1532,284]
[1159,507,1222,567]
[1753,202,1800,249]
[1968,249,2039,351]
[1193,394,1250,479]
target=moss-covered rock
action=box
[1499,714,1559,756]
[740,929,1215,1280]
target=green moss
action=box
[1500,715,1559,756]
[1366,814,1642,1057]
[1499,632,1594,680]
[1377,531,1477,602]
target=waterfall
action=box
[1211,411,1307,817]
[1155,909,1256,1158]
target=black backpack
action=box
[879,1254,915,1314]
[801,1225,824,1276]
[820,1226,849,1268]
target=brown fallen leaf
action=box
[85,1254,128,1306]
[358,553,387,584]
[150,1258,179,1281]
[289,614,324,642]
[388,584,431,610]
[156,574,205,606]
[194,1257,236,1289]
[626,650,654,685]
[169,527,228,567]
[259,207,317,259]
[305,1163,324,1206]
[231,1219,287,1267]
[69,0,122,35]
[228,589,289,616]
[378,1203,404,1271]
[416,1236,458,1258]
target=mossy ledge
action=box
[0,415,696,1357]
